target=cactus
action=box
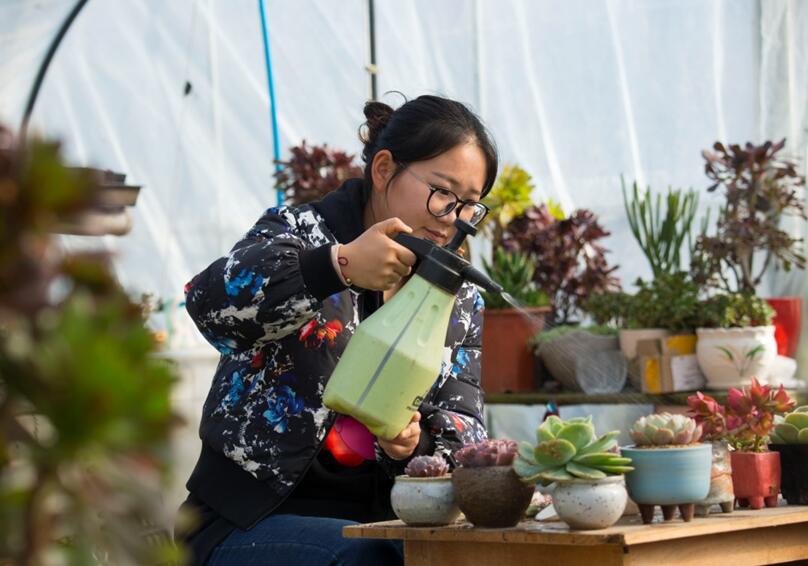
[771,406,808,444]
[513,416,633,484]
[454,439,518,467]
[630,413,703,447]
[404,455,450,477]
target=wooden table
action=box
[344,505,808,565]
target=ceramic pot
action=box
[695,441,734,516]
[390,475,460,526]
[549,476,627,530]
[622,444,711,523]
[769,444,808,505]
[695,326,777,388]
[731,451,781,509]
[452,466,534,528]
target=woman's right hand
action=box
[339,218,417,290]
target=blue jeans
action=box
[206,514,404,566]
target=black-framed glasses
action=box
[402,166,489,226]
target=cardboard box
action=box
[635,334,706,393]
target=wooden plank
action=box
[484,389,808,406]
[623,523,808,566]
[343,505,808,547]
[404,540,626,566]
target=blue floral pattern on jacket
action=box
[185,201,488,492]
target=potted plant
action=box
[0,127,179,564]
[687,392,736,516]
[770,406,808,505]
[611,273,703,366]
[693,140,806,357]
[622,413,711,523]
[513,416,633,530]
[530,326,625,394]
[390,455,460,526]
[503,204,620,326]
[451,439,533,528]
[695,293,777,388]
[274,140,363,205]
[479,248,550,393]
[723,379,795,509]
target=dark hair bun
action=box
[359,101,394,161]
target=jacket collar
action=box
[310,178,370,244]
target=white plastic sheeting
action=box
[1,0,806,350]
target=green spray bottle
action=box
[323,219,502,439]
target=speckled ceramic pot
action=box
[391,475,460,526]
[550,476,628,530]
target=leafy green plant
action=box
[692,140,806,293]
[622,177,700,278]
[582,291,631,328]
[771,406,808,444]
[513,416,633,484]
[480,164,537,249]
[696,293,775,328]
[626,272,703,331]
[481,248,548,309]
[0,126,180,565]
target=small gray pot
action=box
[550,476,628,530]
[390,475,460,526]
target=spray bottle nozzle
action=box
[446,219,477,251]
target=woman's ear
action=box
[370,149,396,193]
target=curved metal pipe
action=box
[20,0,91,140]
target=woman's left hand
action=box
[378,412,421,460]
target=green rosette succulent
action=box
[513,415,633,484]
[771,406,808,444]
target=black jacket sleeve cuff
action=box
[299,244,348,300]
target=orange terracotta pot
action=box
[481,307,550,394]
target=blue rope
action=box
[258,0,284,206]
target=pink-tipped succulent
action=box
[630,413,703,447]
[404,455,450,477]
[454,439,518,467]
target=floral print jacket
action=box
[183,179,487,529]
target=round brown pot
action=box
[451,465,534,528]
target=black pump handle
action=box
[393,232,435,259]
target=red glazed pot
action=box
[765,297,802,358]
[730,451,781,509]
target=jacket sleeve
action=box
[375,287,488,475]
[185,206,348,355]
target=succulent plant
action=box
[454,439,518,468]
[513,416,633,484]
[630,413,703,447]
[771,406,808,444]
[404,455,450,477]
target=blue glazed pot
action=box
[622,444,712,505]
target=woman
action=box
[177,94,498,565]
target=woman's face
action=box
[370,141,487,246]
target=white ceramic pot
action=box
[618,328,671,360]
[390,475,460,526]
[549,476,628,530]
[696,326,777,388]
